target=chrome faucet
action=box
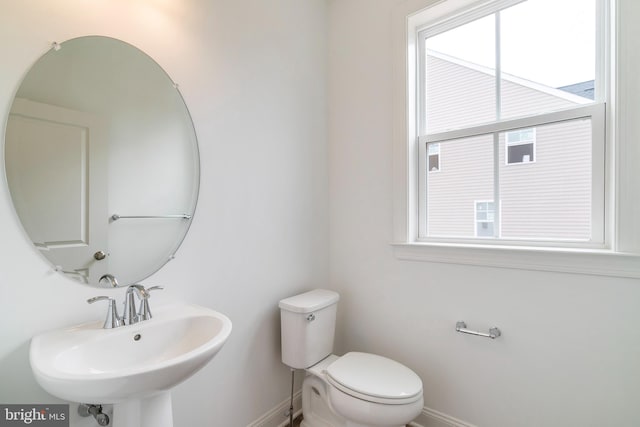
[123,284,164,324]
[135,285,164,322]
[123,285,149,325]
[87,296,123,329]
[88,280,164,328]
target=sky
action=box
[426,0,596,88]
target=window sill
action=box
[391,242,640,278]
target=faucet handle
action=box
[137,285,164,321]
[87,296,123,329]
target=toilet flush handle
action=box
[306,313,316,321]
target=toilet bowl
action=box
[302,353,423,427]
[279,290,423,427]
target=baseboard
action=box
[248,394,475,427]
[410,406,478,427]
[247,390,302,427]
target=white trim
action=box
[410,406,479,427]
[249,398,477,427]
[393,242,640,279]
[606,0,617,252]
[417,0,525,39]
[246,391,302,427]
[423,103,603,144]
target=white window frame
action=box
[505,128,536,165]
[416,0,606,248]
[391,0,640,278]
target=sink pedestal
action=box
[113,392,173,427]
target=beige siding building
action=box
[425,52,593,241]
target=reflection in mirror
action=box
[4,36,199,287]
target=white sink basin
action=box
[30,303,232,404]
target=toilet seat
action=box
[325,352,423,405]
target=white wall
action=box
[328,0,640,426]
[0,1,327,426]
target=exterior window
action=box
[416,0,606,247]
[475,201,496,237]
[427,143,440,172]
[506,128,535,164]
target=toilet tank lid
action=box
[279,289,340,313]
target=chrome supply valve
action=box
[78,404,110,426]
[87,296,123,329]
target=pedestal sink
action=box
[29,303,232,427]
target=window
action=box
[475,201,496,237]
[427,142,440,172]
[505,128,535,164]
[416,0,606,247]
[392,0,640,277]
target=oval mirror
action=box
[3,36,199,287]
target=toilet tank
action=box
[279,289,340,369]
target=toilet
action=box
[279,289,423,427]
